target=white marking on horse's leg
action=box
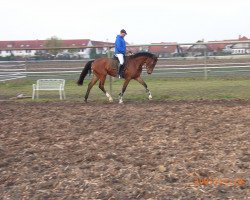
[106,92,113,102]
[119,97,123,104]
[119,94,123,104]
[148,91,153,100]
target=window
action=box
[0,51,1,54]
[20,45,24,47]
[26,50,31,53]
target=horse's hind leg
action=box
[135,77,152,100]
[84,75,99,102]
[99,75,113,102]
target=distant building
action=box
[148,42,182,57]
[230,36,250,54]
[0,39,114,59]
[186,36,250,56]
[208,35,250,55]
[187,40,213,57]
[1,36,249,59]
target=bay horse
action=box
[77,52,158,103]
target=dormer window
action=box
[26,45,30,47]
[7,44,12,48]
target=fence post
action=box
[107,47,113,94]
[204,49,208,80]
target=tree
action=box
[44,36,63,55]
[89,48,97,59]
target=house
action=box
[186,36,250,56]
[148,42,182,58]
[90,40,114,57]
[126,45,141,54]
[230,36,250,54]
[60,39,92,58]
[207,43,227,55]
[0,39,114,59]
[0,40,44,57]
[208,35,250,55]
[186,40,214,57]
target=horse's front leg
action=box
[119,78,131,104]
[135,76,152,100]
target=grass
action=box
[0,76,250,102]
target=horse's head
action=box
[128,52,158,75]
[145,55,158,74]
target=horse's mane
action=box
[130,52,156,59]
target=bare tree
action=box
[44,36,63,55]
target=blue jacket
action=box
[115,35,126,55]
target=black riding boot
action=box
[118,64,124,78]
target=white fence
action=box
[0,62,26,81]
[1,58,250,82]
[1,40,250,81]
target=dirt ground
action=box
[0,100,249,199]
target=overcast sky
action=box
[1,0,250,44]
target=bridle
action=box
[144,57,157,73]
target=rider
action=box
[115,29,127,78]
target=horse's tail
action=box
[77,60,94,86]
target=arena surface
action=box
[0,100,249,199]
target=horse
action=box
[77,52,158,103]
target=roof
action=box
[189,36,250,51]
[0,39,92,49]
[148,42,179,54]
[61,39,90,47]
[207,43,227,51]
[91,40,114,46]
[0,40,45,49]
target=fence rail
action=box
[1,60,250,82]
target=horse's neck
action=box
[129,56,147,63]
[124,56,146,72]
[136,56,147,66]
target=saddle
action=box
[112,55,127,78]
[111,56,119,69]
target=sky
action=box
[1,0,250,44]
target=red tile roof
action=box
[0,39,92,49]
[61,39,90,46]
[0,40,45,49]
[91,41,114,46]
[207,36,249,51]
[148,42,178,54]
[207,43,227,51]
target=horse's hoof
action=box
[148,95,153,100]
[119,99,123,104]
